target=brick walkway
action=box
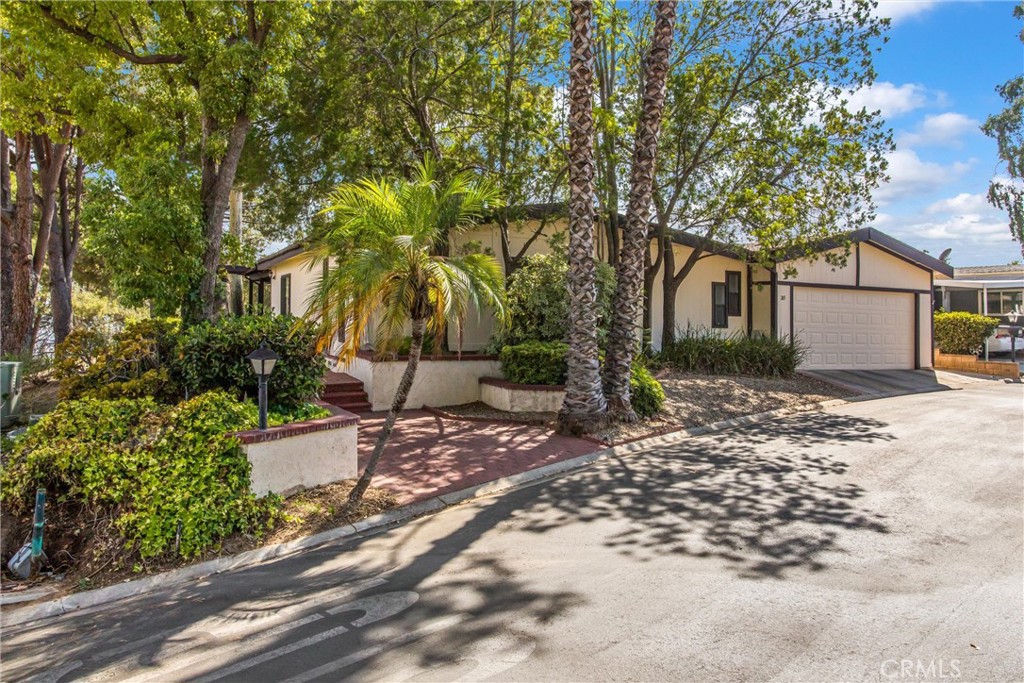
[356,411,598,504]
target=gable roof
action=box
[778,227,954,277]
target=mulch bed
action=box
[439,371,855,446]
[0,481,396,598]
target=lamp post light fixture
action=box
[247,340,279,430]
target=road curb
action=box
[0,393,883,628]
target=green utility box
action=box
[1,361,23,428]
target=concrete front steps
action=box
[322,371,372,413]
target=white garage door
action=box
[793,287,915,370]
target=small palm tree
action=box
[304,158,506,505]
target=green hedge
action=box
[0,392,278,560]
[933,311,1000,355]
[656,327,805,377]
[499,341,664,418]
[500,341,569,385]
[176,315,324,409]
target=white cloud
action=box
[899,112,981,148]
[845,81,934,119]
[874,149,974,203]
[925,192,991,215]
[873,0,939,23]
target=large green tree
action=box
[32,1,313,323]
[305,159,505,505]
[982,2,1024,258]
[650,0,890,345]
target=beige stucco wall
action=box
[750,265,773,336]
[269,253,335,316]
[242,425,358,497]
[480,382,566,413]
[343,355,502,410]
[859,243,932,290]
[917,293,933,368]
[778,244,931,291]
[646,239,748,348]
[779,248,856,286]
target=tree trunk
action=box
[1,133,38,357]
[1,131,15,355]
[227,188,245,316]
[47,152,82,346]
[190,113,252,325]
[348,315,426,505]
[558,0,607,436]
[603,0,677,420]
[661,238,703,347]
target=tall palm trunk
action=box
[603,0,677,420]
[348,316,426,505]
[558,0,607,436]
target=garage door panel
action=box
[795,287,914,370]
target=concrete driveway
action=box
[2,379,1021,682]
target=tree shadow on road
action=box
[512,411,894,579]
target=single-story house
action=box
[249,213,953,372]
[933,263,1024,356]
[934,263,1024,321]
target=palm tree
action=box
[603,0,677,421]
[559,0,608,436]
[304,158,506,505]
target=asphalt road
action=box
[2,378,1022,682]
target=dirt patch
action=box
[440,371,854,446]
[17,380,60,417]
[0,481,396,598]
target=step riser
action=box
[325,400,372,412]
[322,391,369,401]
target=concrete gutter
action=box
[0,393,893,628]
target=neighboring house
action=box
[933,263,1024,356]
[933,263,1024,321]
[251,212,953,372]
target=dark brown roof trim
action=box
[773,228,954,278]
[256,241,308,270]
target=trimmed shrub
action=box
[490,251,616,349]
[500,342,665,417]
[54,318,181,401]
[630,361,665,418]
[656,327,805,377]
[177,315,324,409]
[934,311,1000,355]
[0,392,277,560]
[500,341,568,385]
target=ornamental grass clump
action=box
[656,326,806,377]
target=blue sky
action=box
[866,0,1022,266]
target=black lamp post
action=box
[247,340,279,430]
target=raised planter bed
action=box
[232,411,360,496]
[479,377,565,413]
[934,350,1020,378]
[341,353,501,411]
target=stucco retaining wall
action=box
[342,354,502,410]
[479,377,566,412]
[234,413,359,497]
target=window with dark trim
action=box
[280,274,291,316]
[712,282,728,328]
[726,270,741,316]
